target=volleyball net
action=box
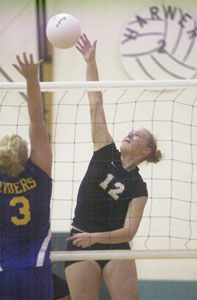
[0,80,197,260]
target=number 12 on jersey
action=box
[99,173,125,200]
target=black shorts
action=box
[52,273,69,299]
[65,229,131,270]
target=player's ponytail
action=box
[145,132,162,164]
[0,135,28,177]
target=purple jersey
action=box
[0,159,52,271]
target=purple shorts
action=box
[0,265,53,300]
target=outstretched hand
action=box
[13,52,43,79]
[76,33,97,63]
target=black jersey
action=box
[72,143,148,233]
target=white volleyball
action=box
[46,13,81,49]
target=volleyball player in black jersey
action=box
[65,34,162,300]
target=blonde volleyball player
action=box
[65,34,162,300]
[0,53,53,300]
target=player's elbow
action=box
[123,227,135,242]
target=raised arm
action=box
[13,53,52,176]
[76,34,113,151]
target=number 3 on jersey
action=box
[99,174,125,200]
[10,196,31,226]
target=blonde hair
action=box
[145,131,162,164]
[0,135,28,177]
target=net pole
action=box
[50,250,197,262]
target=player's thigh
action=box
[103,259,139,300]
[65,261,102,300]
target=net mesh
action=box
[0,81,197,256]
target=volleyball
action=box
[46,13,81,49]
